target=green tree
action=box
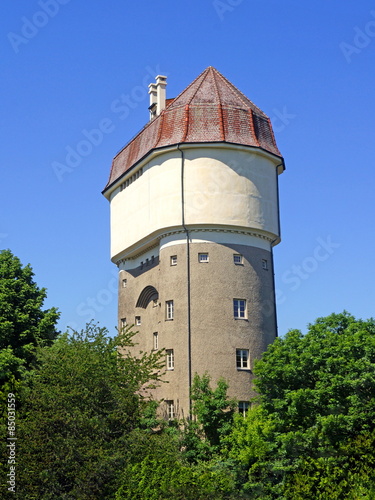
[116,372,242,499]
[182,373,237,462]
[116,429,238,500]
[14,322,164,499]
[0,249,59,384]
[284,431,375,499]
[255,312,375,446]
[226,312,375,498]
[225,406,278,498]
[116,451,237,500]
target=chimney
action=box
[155,75,167,116]
[148,83,157,120]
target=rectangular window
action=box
[121,318,127,328]
[198,253,209,263]
[166,400,175,420]
[233,254,243,265]
[135,316,141,326]
[122,278,127,288]
[233,299,246,319]
[170,255,177,266]
[166,300,174,320]
[166,349,174,370]
[238,401,250,417]
[153,332,158,350]
[262,259,268,270]
[236,349,250,370]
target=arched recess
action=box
[136,286,159,309]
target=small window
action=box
[135,316,141,326]
[198,253,209,263]
[236,349,250,370]
[166,400,175,420]
[166,300,174,320]
[233,254,243,265]
[166,349,174,370]
[121,318,127,328]
[153,332,158,350]
[170,255,177,266]
[238,401,250,417]
[122,279,127,288]
[262,259,268,270]
[233,299,247,319]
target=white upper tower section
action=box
[103,67,285,263]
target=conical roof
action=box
[104,67,283,191]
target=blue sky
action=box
[1,0,375,336]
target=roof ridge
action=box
[211,68,225,141]
[165,67,210,109]
[187,68,209,105]
[211,67,221,101]
[212,67,267,117]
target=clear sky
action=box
[1,1,375,336]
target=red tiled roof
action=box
[104,67,283,192]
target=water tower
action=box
[102,67,285,419]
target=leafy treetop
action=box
[0,249,59,382]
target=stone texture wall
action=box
[118,235,276,418]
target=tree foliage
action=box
[181,373,237,463]
[3,304,374,498]
[283,431,375,499]
[226,312,375,497]
[14,323,164,499]
[115,436,236,500]
[0,249,59,383]
[255,312,375,445]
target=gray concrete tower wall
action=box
[113,143,282,418]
